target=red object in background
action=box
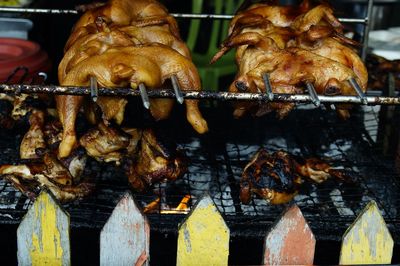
[0,38,51,83]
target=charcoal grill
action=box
[0,0,399,251]
[0,103,399,242]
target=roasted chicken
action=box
[58,44,207,157]
[240,149,353,204]
[212,0,367,119]
[57,0,208,158]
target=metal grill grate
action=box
[0,103,399,241]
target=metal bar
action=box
[0,7,78,14]
[0,7,368,24]
[171,75,184,104]
[262,73,274,101]
[138,83,150,109]
[305,83,321,107]
[90,76,98,102]
[0,84,399,105]
[362,0,374,61]
[349,78,368,105]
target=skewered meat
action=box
[293,30,367,90]
[58,45,207,157]
[212,0,367,119]
[58,0,208,158]
[124,129,187,192]
[240,149,353,204]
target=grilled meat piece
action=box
[20,110,47,159]
[0,151,92,203]
[240,149,302,204]
[125,129,187,192]
[240,149,353,204]
[80,123,132,165]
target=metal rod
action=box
[90,76,98,102]
[0,7,368,24]
[0,84,399,105]
[305,82,321,107]
[262,73,274,101]
[138,83,150,109]
[0,7,78,14]
[362,0,374,61]
[170,75,184,104]
[349,78,368,105]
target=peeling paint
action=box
[263,205,315,266]
[340,201,394,265]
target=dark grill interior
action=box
[0,102,399,242]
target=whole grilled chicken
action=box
[216,32,362,118]
[240,149,353,204]
[58,45,208,158]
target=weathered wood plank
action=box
[339,200,394,265]
[263,204,315,266]
[177,195,229,266]
[100,192,150,266]
[17,190,70,266]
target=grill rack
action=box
[1,0,400,242]
[0,105,399,241]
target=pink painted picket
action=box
[263,204,315,265]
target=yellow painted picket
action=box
[17,190,70,266]
[176,195,230,266]
[339,201,394,265]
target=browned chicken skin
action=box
[80,123,131,165]
[0,151,93,203]
[65,0,180,51]
[58,45,207,157]
[124,129,187,192]
[58,0,208,158]
[240,149,353,204]
[212,0,367,119]
[20,110,47,159]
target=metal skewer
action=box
[0,7,368,24]
[90,76,98,102]
[262,73,274,101]
[305,82,321,107]
[171,75,184,104]
[349,78,368,105]
[0,84,399,105]
[138,83,150,109]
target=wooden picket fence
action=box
[15,190,394,265]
